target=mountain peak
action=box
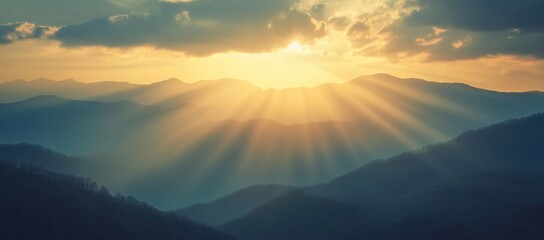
[32,78,56,83]
[21,95,71,105]
[196,78,261,90]
[151,78,186,86]
[61,78,78,83]
[345,73,405,86]
[354,73,406,81]
[369,73,401,79]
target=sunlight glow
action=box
[287,41,305,53]
[103,73,470,203]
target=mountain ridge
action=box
[4,73,543,94]
[0,160,236,240]
[220,112,544,240]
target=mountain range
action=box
[1,74,544,209]
[3,108,543,239]
[3,74,544,124]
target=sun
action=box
[287,41,304,53]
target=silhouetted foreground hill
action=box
[222,113,544,240]
[0,161,235,240]
[223,191,365,240]
[176,184,294,226]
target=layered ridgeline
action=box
[2,74,544,124]
[1,74,544,208]
[0,160,235,240]
[220,113,544,240]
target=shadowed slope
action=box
[221,113,544,240]
[0,143,124,188]
[175,184,294,226]
[310,112,544,203]
[223,191,364,240]
[0,160,236,240]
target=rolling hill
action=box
[175,184,295,226]
[221,113,544,240]
[0,143,125,188]
[0,160,235,240]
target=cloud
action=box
[48,0,326,56]
[406,0,544,32]
[383,23,544,61]
[0,0,154,25]
[347,0,544,61]
[5,0,542,61]
[0,22,57,44]
[328,16,352,30]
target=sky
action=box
[0,0,543,91]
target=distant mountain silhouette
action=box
[0,79,139,103]
[0,160,235,240]
[0,95,164,154]
[221,113,544,240]
[3,74,544,124]
[0,77,260,109]
[175,185,294,226]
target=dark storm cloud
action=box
[349,0,544,60]
[52,0,326,56]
